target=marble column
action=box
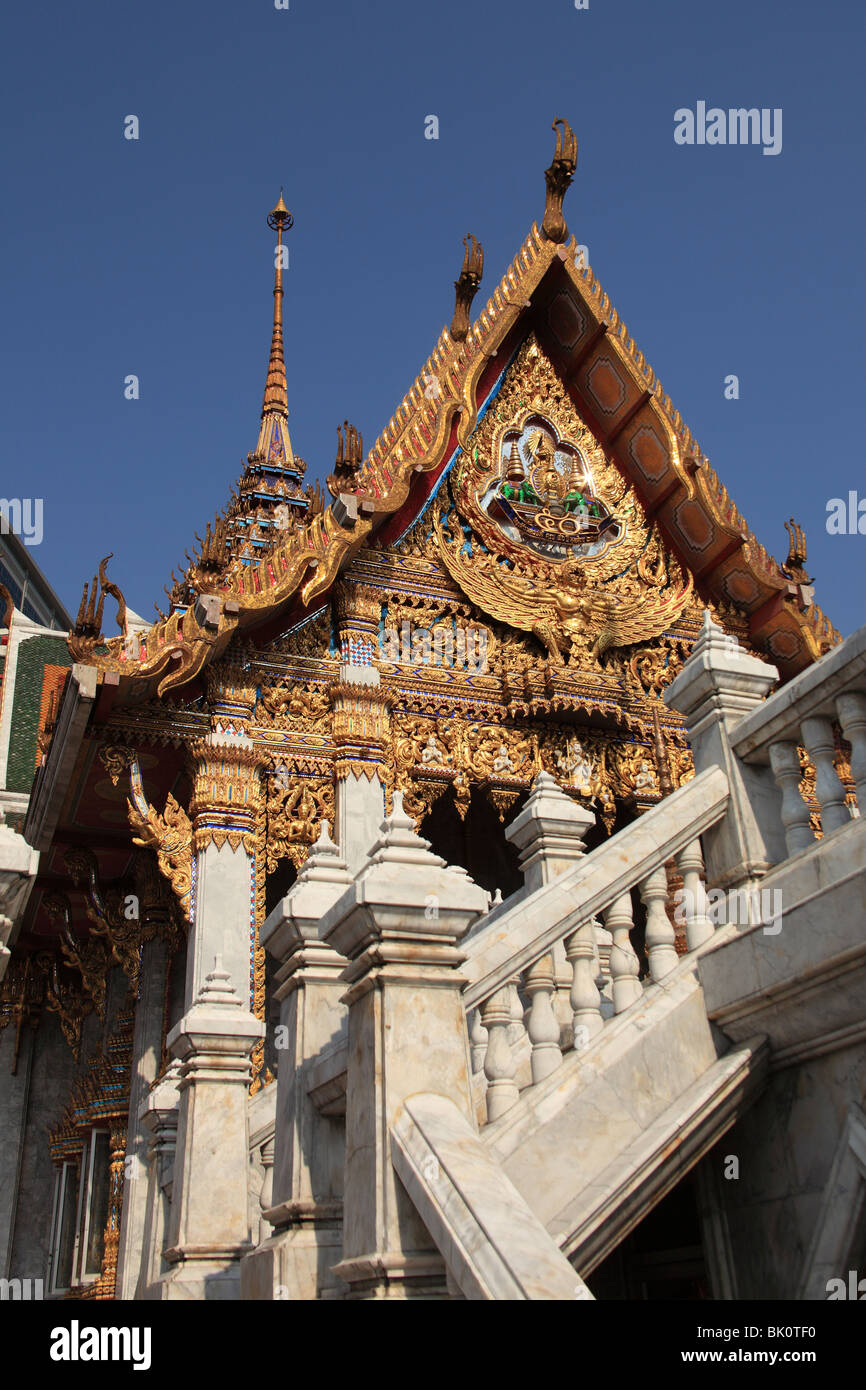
[154,663,267,1298]
[666,611,785,894]
[331,665,390,874]
[115,862,175,1299]
[332,580,392,873]
[137,1061,181,1296]
[241,823,353,1300]
[323,792,488,1299]
[115,938,170,1296]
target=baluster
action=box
[605,892,642,1013]
[524,954,562,1083]
[592,918,615,1019]
[768,739,814,855]
[469,1007,488,1073]
[506,977,526,1047]
[836,692,866,810]
[641,864,678,981]
[481,987,519,1121]
[801,716,849,834]
[564,921,604,1050]
[676,839,714,951]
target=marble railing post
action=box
[666,611,784,895]
[323,792,489,1299]
[506,770,596,1025]
[241,823,353,1300]
[156,961,264,1299]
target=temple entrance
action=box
[420,788,526,900]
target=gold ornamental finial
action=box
[541,118,577,244]
[450,233,484,343]
[262,192,294,420]
[783,517,812,585]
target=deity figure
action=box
[420,733,448,766]
[534,436,564,505]
[492,744,515,775]
[556,737,594,794]
[634,760,658,793]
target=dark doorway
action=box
[585,1172,711,1299]
[421,788,526,899]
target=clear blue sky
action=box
[2,0,863,636]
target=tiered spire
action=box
[254,193,295,465]
[225,193,310,564]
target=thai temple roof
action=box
[67,120,839,703]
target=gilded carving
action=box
[63,847,143,987]
[433,337,693,665]
[127,792,193,924]
[264,773,334,873]
[42,893,111,1023]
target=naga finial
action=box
[783,517,812,585]
[450,233,484,342]
[542,118,578,244]
[327,421,365,498]
[72,554,128,645]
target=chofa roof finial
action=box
[783,517,812,585]
[542,118,577,244]
[450,233,484,343]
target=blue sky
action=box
[2,0,863,636]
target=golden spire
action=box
[262,193,293,419]
[250,193,299,474]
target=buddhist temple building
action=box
[1,121,863,1303]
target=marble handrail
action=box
[462,765,729,1009]
[461,766,729,1123]
[731,624,865,855]
[731,623,866,766]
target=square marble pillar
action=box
[322,792,489,1299]
[241,823,352,1300]
[666,611,786,893]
